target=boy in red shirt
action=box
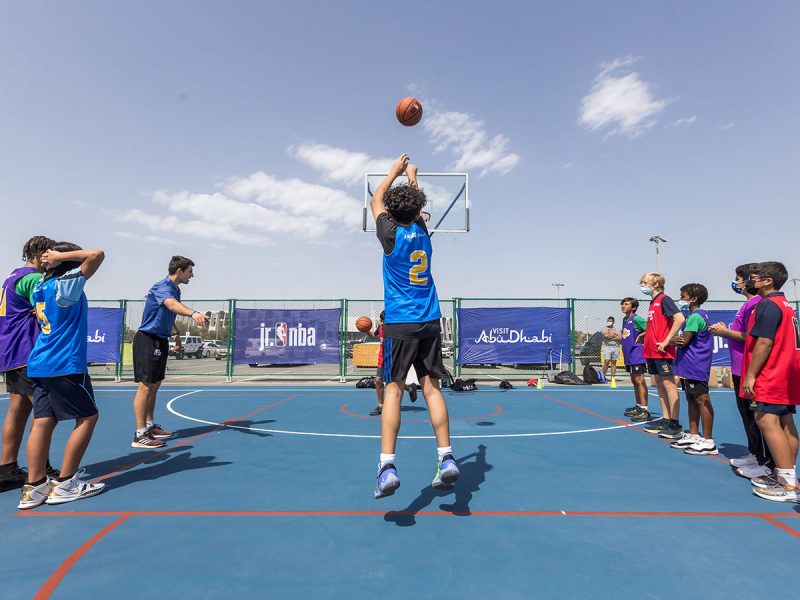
[741,262,800,502]
[639,273,686,439]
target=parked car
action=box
[214,345,228,360]
[201,340,225,358]
[170,335,203,359]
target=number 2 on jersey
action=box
[35,302,51,334]
[409,250,429,286]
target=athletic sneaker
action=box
[736,464,772,480]
[131,432,166,449]
[730,454,758,469]
[751,474,779,489]
[623,405,640,417]
[374,463,400,499]
[684,437,719,455]
[149,424,173,439]
[643,418,668,434]
[432,454,460,488]
[18,479,51,510]
[658,423,685,440]
[0,461,27,493]
[369,405,382,416]
[46,470,105,505]
[753,482,800,503]
[408,384,418,403]
[630,409,652,423]
[669,433,701,449]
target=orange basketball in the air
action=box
[396,97,423,126]
[356,316,373,333]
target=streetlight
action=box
[552,282,565,299]
[649,235,667,273]
[791,278,800,302]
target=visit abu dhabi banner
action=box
[457,307,571,365]
[233,308,341,365]
[86,307,124,363]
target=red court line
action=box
[761,516,800,540]
[92,394,296,483]
[33,515,129,600]
[542,393,730,465]
[17,509,800,518]
[340,402,503,422]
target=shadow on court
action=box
[170,419,275,440]
[401,406,426,413]
[384,444,493,527]
[717,442,749,461]
[99,451,233,490]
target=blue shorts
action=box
[32,373,99,421]
[647,359,674,377]
[750,401,796,417]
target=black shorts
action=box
[133,330,169,383]
[750,401,797,416]
[626,364,646,375]
[647,358,674,377]
[682,378,710,397]
[32,373,98,421]
[382,335,446,383]
[4,366,34,395]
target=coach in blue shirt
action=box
[131,256,208,449]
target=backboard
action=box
[363,173,469,234]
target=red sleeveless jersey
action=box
[644,293,677,360]
[741,295,800,405]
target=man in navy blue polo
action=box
[131,256,208,448]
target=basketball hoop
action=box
[421,211,431,223]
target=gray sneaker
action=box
[642,418,668,433]
[658,423,685,440]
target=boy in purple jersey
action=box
[0,236,60,492]
[670,283,718,455]
[709,263,772,478]
[616,298,649,422]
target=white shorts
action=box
[602,346,620,361]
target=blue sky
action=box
[1,1,798,302]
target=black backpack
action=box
[582,365,601,384]
[451,378,477,391]
[440,369,455,389]
[499,380,513,389]
[555,370,590,385]
[356,376,376,389]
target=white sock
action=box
[146,421,154,430]
[777,468,797,487]
[136,427,149,438]
[637,404,647,410]
[379,453,396,468]
[437,446,453,460]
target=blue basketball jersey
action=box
[27,268,88,378]
[382,220,441,323]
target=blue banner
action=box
[233,308,341,365]
[87,307,124,363]
[706,309,739,367]
[457,307,571,365]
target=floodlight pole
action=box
[649,235,667,273]
[791,278,800,302]
[552,283,565,299]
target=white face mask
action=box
[677,300,690,310]
[606,321,614,327]
[640,285,654,297]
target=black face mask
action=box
[744,278,759,295]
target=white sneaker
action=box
[684,437,719,455]
[669,433,701,449]
[738,464,773,481]
[45,470,105,505]
[730,454,758,468]
[18,479,52,510]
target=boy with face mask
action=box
[639,273,686,439]
[740,262,800,502]
[601,316,620,380]
[709,264,771,479]
[619,298,649,422]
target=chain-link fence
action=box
[76,297,799,382]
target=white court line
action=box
[166,390,648,440]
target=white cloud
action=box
[579,56,666,138]
[289,144,394,185]
[667,115,697,128]
[423,110,520,176]
[110,171,363,245]
[114,230,172,245]
[719,122,735,130]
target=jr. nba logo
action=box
[275,322,288,347]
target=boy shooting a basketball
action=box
[369,153,459,499]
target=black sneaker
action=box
[131,432,166,449]
[46,460,61,480]
[0,461,27,493]
[658,422,685,440]
[369,405,382,416]
[408,384,418,403]
[630,409,651,423]
[623,405,641,417]
[643,418,668,434]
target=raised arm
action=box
[370,153,409,222]
[41,248,105,279]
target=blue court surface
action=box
[2,384,799,599]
